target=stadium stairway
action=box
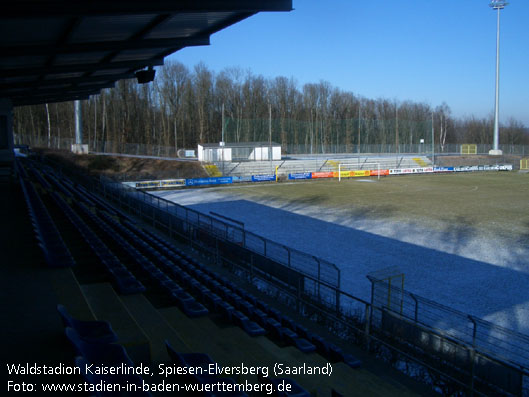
[119,292,191,363]
[80,283,151,364]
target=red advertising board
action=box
[370,169,389,176]
[311,171,334,179]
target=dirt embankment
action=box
[35,149,208,181]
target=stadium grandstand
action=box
[0,1,443,396]
[213,154,432,178]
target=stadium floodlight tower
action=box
[489,0,508,156]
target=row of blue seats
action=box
[146,219,362,368]
[113,218,321,351]
[163,249,361,367]
[51,191,145,295]
[27,165,53,192]
[97,208,214,318]
[113,216,351,359]
[40,161,361,371]
[19,174,75,268]
[35,165,200,312]
[168,340,313,397]
[78,201,210,318]
[105,213,271,336]
[58,304,151,397]
[91,208,270,334]
[52,194,262,396]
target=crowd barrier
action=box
[125,164,513,190]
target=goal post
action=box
[338,162,381,181]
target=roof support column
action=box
[72,100,88,154]
[0,98,15,177]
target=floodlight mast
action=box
[489,0,508,156]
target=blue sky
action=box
[169,1,529,125]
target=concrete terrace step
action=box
[159,307,283,384]
[48,267,96,321]
[81,282,150,364]
[158,306,418,396]
[218,156,433,177]
[119,293,190,363]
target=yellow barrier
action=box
[352,170,370,177]
[204,164,222,177]
[521,158,529,170]
[413,157,428,167]
[333,170,371,178]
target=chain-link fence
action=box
[97,179,340,292]
[15,132,529,159]
[368,276,529,392]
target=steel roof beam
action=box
[0,58,164,78]
[1,72,134,91]
[0,36,210,57]
[87,13,173,75]
[2,1,293,16]
[7,82,114,98]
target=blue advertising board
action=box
[232,176,253,183]
[433,167,454,173]
[251,174,276,182]
[288,172,312,180]
[185,177,233,186]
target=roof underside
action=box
[0,1,292,107]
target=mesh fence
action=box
[369,277,529,369]
[224,117,433,155]
[101,180,340,290]
[15,133,529,157]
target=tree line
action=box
[13,60,529,154]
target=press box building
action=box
[197,142,281,162]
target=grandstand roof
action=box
[0,1,292,107]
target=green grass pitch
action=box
[227,172,529,239]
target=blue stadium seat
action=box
[180,299,209,318]
[214,300,235,321]
[172,290,196,306]
[291,337,316,353]
[57,304,117,344]
[202,291,223,309]
[231,310,266,337]
[327,343,362,369]
[114,274,146,295]
[249,308,269,327]
[65,328,134,367]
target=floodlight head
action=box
[489,0,508,10]
[135,66,155,84]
